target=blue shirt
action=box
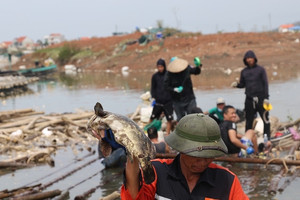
[102,129,125,151]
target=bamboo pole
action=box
[278,167,300,192]
[39,157,98,190]
[73,166,123,200]
[100,191,120,200]
[55,168,103,200]
[22,150,96,187]
[24,116,42,131]
[74,185,102,200]
[12,189,61,200]
[277,118,300,130]
[0,108,35,116]
[0,150,53,166]
[155,153,300,166]
[52,191,69,200]
[0,184,41,199]
[0,161,34,168]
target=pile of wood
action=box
[0,109,97,168]
[0,75,39,97]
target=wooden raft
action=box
[0,109,96,167]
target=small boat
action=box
[270,132,293,148]
[0,70,20,76]
[18,64,57,77]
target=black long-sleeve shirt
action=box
[151,70,172,104]
[164,66,201,102]
[237,64,269,99]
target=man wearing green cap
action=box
[121,114,249,200]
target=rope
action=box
[291,166,300,173]
[265,158,289,174]
[263,111,270,124]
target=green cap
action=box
[165,113,227,158]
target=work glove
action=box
[263,99,272,111]
[174,86,183,93]
[151,99,156,107]
[246,147,254,155]
[231,81,238,88]
[194,57,202,67]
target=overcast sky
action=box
[1,0,299,42]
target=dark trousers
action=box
[173,99,197,121]
[245,97,270,139]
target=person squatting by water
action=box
[149,58,174,135]
[164,57,201,122]
[97,129,126,168]
[121,113,249,200]
[231,50,271,143]
[204,97,226,124]
[219,105,258,157]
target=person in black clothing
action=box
[150,58,174,135]
[164,57,201,121]
[232,50,271,141]
[219,105,258,157]
[147,127,169,153]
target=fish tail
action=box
[141,163,155,184]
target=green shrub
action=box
[58,44,80,65]
[72,49,94,60]
[34,47,61,59]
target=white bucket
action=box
[140,106,153,123]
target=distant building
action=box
[278,24,294,33]
[44,33,65,45]
[0,41,12,49]
[13,36,35,49]
[79,37,90,41]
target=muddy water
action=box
[1,70,299,121]
[1,71,300,199]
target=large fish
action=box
[86,102,156,184]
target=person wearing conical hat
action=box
[121,114,249,199]
[164,57,202,121]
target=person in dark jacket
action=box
[150,58,174,135]
[232,50,271,141]
[121,114,249,200]
[164,57,201,121]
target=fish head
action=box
[86,102,111,140]
[86,114,110,140]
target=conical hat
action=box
[167,58,188,73]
